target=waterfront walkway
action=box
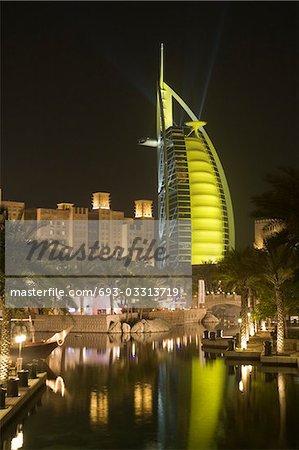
[0,373,47,429]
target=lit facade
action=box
[1,190,154,251]
[254,219,284,249]
[142,45,235,265]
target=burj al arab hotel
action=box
[141,45,235,266]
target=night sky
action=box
[1,2,298,248]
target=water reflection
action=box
[90,389,109,426]
[134,383,152,422]
[1,325,298,450]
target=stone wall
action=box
[148,308,206,325]
[33,308,206,333]
[33,314,113,333]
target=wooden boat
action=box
[9,326,73,362]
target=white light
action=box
[238,318,242,324]
[241,337,247,350]
[15,334,26,344]
[11,431,23,450]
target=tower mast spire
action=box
[159,43,164,89]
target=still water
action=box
[2,325,299,450]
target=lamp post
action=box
[15,334,26,372]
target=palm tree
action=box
[257,238,296,353]
[0,207,11,381]
[217,248,258,349]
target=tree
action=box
[0,207,11,381]
[257,238,297,353]
[217,248,258,349]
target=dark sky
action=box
[1,2,298,248]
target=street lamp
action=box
[15,334,26,371]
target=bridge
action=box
[203,294,241,310]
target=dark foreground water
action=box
[2,325,298,450]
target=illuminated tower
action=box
[141,45,235,265]
[92,192,111,210]
[134,200,153,218]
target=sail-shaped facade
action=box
[142,45,235,265]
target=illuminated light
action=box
[167,339,174,352]
[90,390,109,426]
[112,346,120,360]
[241,338,247,350]
[176,337,181,348]
[55,376,65,397]
[92,192,110,210]
[188,359,225,449]
[261,320,266,331]
[11,430,23,450]
[15,334,26,363]
[238,318,242,324]
[249,322,255,337]
[15,334,26,344]
[238,380,244,392]
[134,200,153,218]
[134,383,152,422]
[132,342,136,358]
[152,342,155,350]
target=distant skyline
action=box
[1,2,298,248]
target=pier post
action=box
[0,387,6,409]
[264,340,272,356]
[7,378,19,397]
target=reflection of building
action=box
[141,45,235,265]
[134,383,152,421]
[254,219,284,249]
[90,390,109,426]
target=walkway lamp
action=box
[15,334,26,371]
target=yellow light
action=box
[90,390,109,426]
[134,383,152,421]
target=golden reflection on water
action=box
[90,389,109,426]
[134,383,153,423]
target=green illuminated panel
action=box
[186,136,225,264]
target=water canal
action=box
[1,325,298,449]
